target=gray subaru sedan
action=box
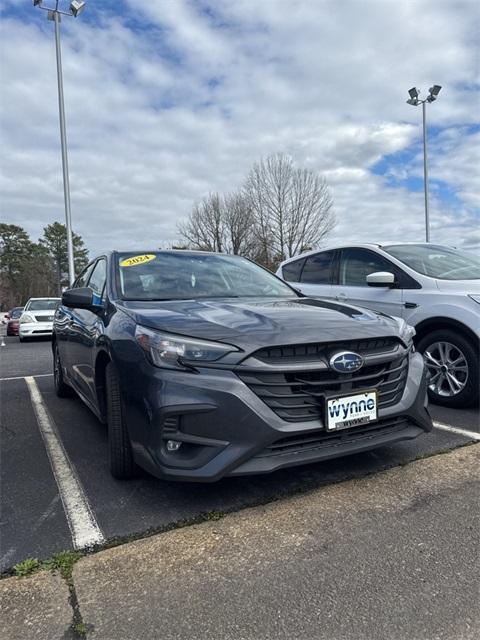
[53,250,432,481]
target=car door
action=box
[68,258,107,403]
[331,247,404,317]
[294,250,337,299]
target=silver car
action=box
[278,243,480,408]
[19,297,61,341]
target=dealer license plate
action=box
[326,390,378,432]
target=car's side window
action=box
[73,263,95,289]
[300,251,336,284]
[282,258,306,282]
[339,249,395,286]
[87,259,107,302]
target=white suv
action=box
[19,297,61,342]
[277,243,480,408]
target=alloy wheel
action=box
[424,341,468,397]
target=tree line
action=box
[178,153,335,270]
[0,222,88,310]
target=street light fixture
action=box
[408,87,419,101]
[32,0,87,287]
[406,85,442,242]
[70,1,86,17]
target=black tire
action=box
[53,342,74,398]
[19,336,28,343]
[417,329,479,408]
[106,362,136,479]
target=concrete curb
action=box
[2,445,479,639]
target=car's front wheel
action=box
[106,362,136,479]
[417,329,479,408]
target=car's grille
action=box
[256,416,409,457]
[238,339,408,423]
[34,315,53,322]
[254,337,398,365]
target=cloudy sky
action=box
[1,0,479,257]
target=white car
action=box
[277,243,480,408]
[19,297,61,342]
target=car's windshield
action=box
[384,245,480,280]
[10,308,23,318]
[25,299,60,311]
[117,252,296,300]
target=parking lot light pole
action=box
[406,85,442,243]
[32,0,86,287]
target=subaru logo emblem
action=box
[329,351,364,373]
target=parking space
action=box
[1,336,479,573]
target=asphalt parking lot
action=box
[1,335,479,573]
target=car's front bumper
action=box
[19,322,54,338]
[122,351,432,482]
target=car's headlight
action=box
[135,325,239,370]
[20,313,36,324]
[468,294,480,305]
[391,316,416,348]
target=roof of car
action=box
[278,242,454,266]
[113,249,232,256]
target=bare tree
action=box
[177,153,334,270]
[245,153,334,268]
[177,191,257,257]
[177,193,225,252]
[223,192,256,256]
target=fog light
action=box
[166,440,182,452]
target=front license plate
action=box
[326,390,378,431]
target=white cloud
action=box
[0,0,478,257]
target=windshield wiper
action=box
[122,297,178,301]
[123,296,242,301]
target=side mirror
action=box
[62,287,98,309]
[366,271,396,288]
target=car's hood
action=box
[118,297,400,352]
[435,278,480,293]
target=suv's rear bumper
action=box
[124,351,431,482]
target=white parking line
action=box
[25,376,105,549]
[0,373,53,382]
[433,421,480,441]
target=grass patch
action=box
[205,510,225,521]
[43,550,83,581]
[73,622,88,637]
[12,551,83,580]
[13,558,41,577]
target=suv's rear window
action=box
[282,259,305,282]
